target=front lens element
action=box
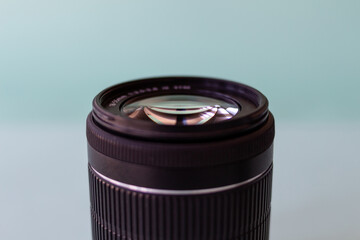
[122,94,239,125]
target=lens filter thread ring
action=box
[86,113,274,168]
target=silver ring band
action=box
[91,165,265,196]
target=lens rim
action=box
[92,76,269,141]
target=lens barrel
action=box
[87,76,275,240]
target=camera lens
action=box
[87,76,275,240]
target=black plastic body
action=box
[86,76,275,240]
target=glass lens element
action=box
[122,95,239,125]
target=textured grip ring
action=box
[88,165,273,240]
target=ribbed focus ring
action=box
[86,114,275,168]
[88,165,273,240]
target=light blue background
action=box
[1,0,359,123]
[1,1,359,239]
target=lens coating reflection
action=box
[122,95,239,125]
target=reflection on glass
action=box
[122,95,239,125]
